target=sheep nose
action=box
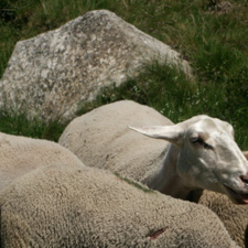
[240,173,248,185]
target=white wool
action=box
[0,164,240,248]
[0,132,83,193]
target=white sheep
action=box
[0,164,240,248]
[192,152,248,248]
[0,131,83,193]
[59,100,248,204]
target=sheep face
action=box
[130,115,248,204]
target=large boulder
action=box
[0,10,192,122]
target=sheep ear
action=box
[128,125,184,147]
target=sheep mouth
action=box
[224,184,248,204]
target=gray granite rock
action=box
[0,10,192,122]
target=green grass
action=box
[114,173,154,193]
[0,108,65,141]
[78,61,248,149]
[1,0,248,149]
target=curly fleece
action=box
[0,132,83,193]
[0,164,239,248]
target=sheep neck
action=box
[149,144,192,200]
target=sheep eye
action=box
[190,137,200,143]
[190,137,213,150]
[203,142,213,149]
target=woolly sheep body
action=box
[197,190,248,248]
[59,100,248,247]
[0,164,240,248]
[59,100,173,183]
[59,100,248,201]
[0,132,83,193]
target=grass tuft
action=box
[115,173,154,193]
[0,109,65,141]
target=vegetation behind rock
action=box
[1,0,248,149]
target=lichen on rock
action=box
[0,10,192,123]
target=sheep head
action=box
[129,115,248,204]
